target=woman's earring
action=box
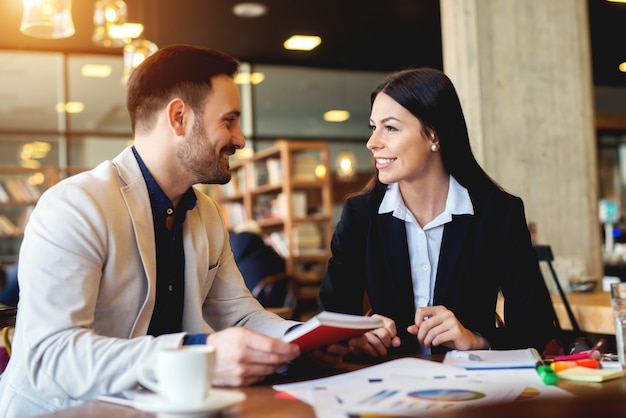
[431,144,438,152]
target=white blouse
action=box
[378,176,474,310]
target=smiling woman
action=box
[319,67,558,356]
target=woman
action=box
[320,68,557,355]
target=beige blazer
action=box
[0,146,296,417]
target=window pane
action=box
[68,136,131,168]
[252,65,385,140]
[67,54,130,134]
[0,134,62,167]
[0,51,65,132]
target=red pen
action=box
[553,351,590,361]
[553,338,605,362]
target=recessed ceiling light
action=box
[81,64,112,78]
[324,110,350,122]
[56,102,84,114]
[234,72,265,85]
[233,2,268,18]
[284,35,322,51]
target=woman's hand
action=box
[407,306,489,351]
[307,341,352,367]
[348,314,401,357]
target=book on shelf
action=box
[0,183,9,203]
[251,161,269,188]
[266,158,283,185]
[221,202,247,228]
[2,179,41,203]
[220,168,245,196]
[0,178,41,203]
[266,231,289,257]
[273,192,307,218]
[0,214,20,237]
[292,222,322,250]
[282,311,383,352]
[291,154,319,181]
[254,195,276,220]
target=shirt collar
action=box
[132,146,197,222]
[379,175,474,225]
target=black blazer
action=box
[319,183,557,354]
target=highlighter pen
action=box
[536,358,560,385]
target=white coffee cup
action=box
[138,345,216,405]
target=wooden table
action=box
[37,355,626,418]
[497,291,614,335]
[550,291,614,335]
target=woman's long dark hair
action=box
[362,67,501,196]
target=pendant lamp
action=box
[122,39,158,82]
[92,0,134,48]
[20,0,75,39]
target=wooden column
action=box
[440,0,603,277]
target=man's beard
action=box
[177,119,234,185]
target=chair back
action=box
[0,306,17,329]
[0,306,17,373]
[251,273,300,319]
[534,245,581,333]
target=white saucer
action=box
[132,389,246,415]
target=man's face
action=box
[177,74,245,185]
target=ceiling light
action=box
[20,0,75,39]
[232,2,268,18]
[108,22,144,40]
[284,35,322,51]
[81,64,112,78]
[314,164,327,179]
[234,72,265,85]
[56,102,84,114]
[619,62,626,72]
[20,159,41,169]
[123,39,159,82]
[323,110,350,122]
[336,151,357,179]
[92,0,129,48]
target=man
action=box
[0,45,365,417]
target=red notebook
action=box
[282,311,383,352]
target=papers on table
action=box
[273,357,573,418]
[442,348,542,369]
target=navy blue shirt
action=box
[132,147,197,337]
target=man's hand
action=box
[348,314,401,357]
[407,306,489,351]
[206,327,300,386]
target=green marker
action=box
[536,362,560,385]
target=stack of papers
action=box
[274,357,573,418]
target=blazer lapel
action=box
[379,213,416,308]
[113,148,158,333]
[434,214,471,303]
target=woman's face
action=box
[367,92,438,185]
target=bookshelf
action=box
[216,140,333,285]
[0,166,90,266]
[0,167,60,265]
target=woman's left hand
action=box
[348,314,402,357]
[407,305,489,350]
[307,341,353,367]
